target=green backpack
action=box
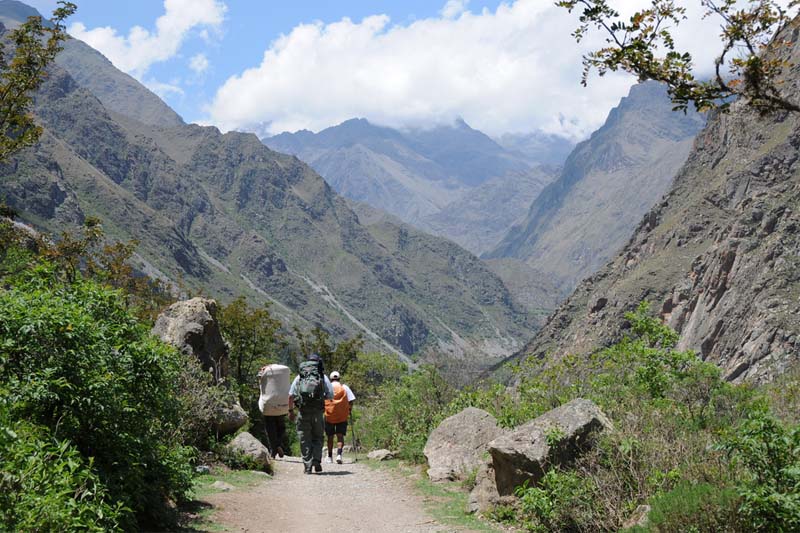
[294,360,325,410]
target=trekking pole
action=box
[350,412,358,463]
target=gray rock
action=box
[424,407,505,482]
[466,461,513,514]
[213,401,249,436]
[367,449,396,461]
[226,431,272,470]
[211,481,235,492]
[468,399,611,514]
[489,398,611,496]
[622,504,651,529]
[152,297,230,379]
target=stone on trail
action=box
[211,481,236,492]
[367,449,396,461]
[468,398,611,514]
[424,407,505,482]
[152,297,230,378]
[226,431,272,472]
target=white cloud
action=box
[189,53,210,74]
[69,0,227,78]
[205,0,793,139]
[441,0,469,19]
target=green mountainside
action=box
[0,9,534,365]
[487,82,705,298]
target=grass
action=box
[365,458,500,532]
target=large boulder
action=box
[468,398,611,513]
[226,431,272,472]
[424,407,505,482]
[213,401,249,436]
[152,297,230,379]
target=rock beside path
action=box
[424,407,505,482]
[468,398,612,513]
[368,449,396,461]
[226,431,272,472]
[152,297,230,378]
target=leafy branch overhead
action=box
[557,0,800,113]
[0,1,75,161]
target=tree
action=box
[557,0,800,113]
[219,296,286,392]
[294,325,364,376]
[0,1,76,161]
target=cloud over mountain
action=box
[205,0,729,139]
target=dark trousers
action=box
[296,409,324,468]
[263,415,286,457]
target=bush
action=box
[0,268,195,529]
[513,469,598,532]
[719,411,800,531]
[636,482,742,533]
[360,365,455,461]
[0,403,123,531]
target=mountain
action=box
[0,2,533,367]
[495,131,575,167]
[264,118,556,255]
[487,82,705,297]
[515,23,800,383]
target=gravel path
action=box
[202,455,460,532]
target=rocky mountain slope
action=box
[487,82,705,297]
[0,2,533,365]
[264,119,558,255]
[516,24,800,383]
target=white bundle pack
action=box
[258,364,291,416]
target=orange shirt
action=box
[324,382,351,423]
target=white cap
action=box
[330,371,340,380]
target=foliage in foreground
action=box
[357,302,800,532]
[0,267,196,529]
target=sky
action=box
[24,0,764,140]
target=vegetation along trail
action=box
[201,457,468,532]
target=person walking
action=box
[288,353,334,474]
[324,371,356,464]
[257,363,291,459]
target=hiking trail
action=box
[201,455,474,532]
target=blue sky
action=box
[25,1,732,139]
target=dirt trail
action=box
[202,456,463,532]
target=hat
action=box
[308,353,321,362]
[330,371,340,380]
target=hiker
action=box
[257,363,291,458]
[324,371,356,464]
[288,353,334,474]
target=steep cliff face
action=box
[0,11,532,366]
[487,82,705,296]
[519,23,800,383]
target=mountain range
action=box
[0,0,534,366]
[264,118,565,255]
[486,81,706,298]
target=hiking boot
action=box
[336,453,343,464]
[325,456,333,464]
[276,446,284,458]
[304,466,312,474]
[314,463,322,473]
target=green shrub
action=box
[360,365,455,461]
[719,411,800,531]
[514,469,598,532]
[0,403,123,531]
[0,269,195,529]
[638,482,742,533]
